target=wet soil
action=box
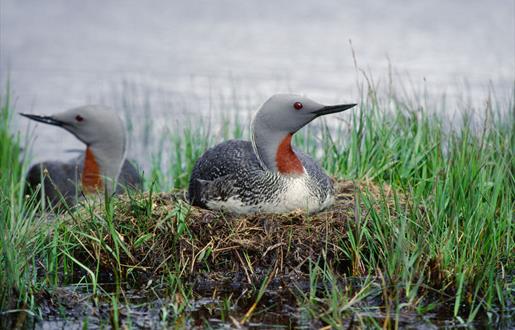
[2,274,512,329]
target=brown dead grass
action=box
[64,179,403,282]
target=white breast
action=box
[276,173,334,213]
[206,172,334,214]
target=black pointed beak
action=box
[19,113,64,127]
[312,103,357,117]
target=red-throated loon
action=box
[21,105,143,208]
[188,94,356,214]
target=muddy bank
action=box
[2,180,512,329]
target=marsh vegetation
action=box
[0,76,513,328]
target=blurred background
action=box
[1,0,513,169]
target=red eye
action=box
[75,115,84,122]
[293,102,303,110]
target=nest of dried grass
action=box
[63,179,402,282]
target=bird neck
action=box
[82,147,103,194]
[252,128,304,175]
[275,133,304,174]
[82,140,126,195]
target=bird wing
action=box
[25,157,81,209]
[188,140,263,205]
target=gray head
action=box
[21,105,127,193]
[251,94,356,172]
[20,105,126,149]
[252,94,356,135]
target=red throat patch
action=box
[275,133,304,175]
[82,147,103,193]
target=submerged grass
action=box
[0,77,513,328]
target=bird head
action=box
[20,105,125,147]
[252,94,356,135]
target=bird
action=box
[188,94,356,214]
[21,105,143,208]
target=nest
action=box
[62,179,402,282]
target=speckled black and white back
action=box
[188,139,335,214]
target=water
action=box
[2,278,510,329]
[1,0,513,164]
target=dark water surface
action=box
[1,277,511,329]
